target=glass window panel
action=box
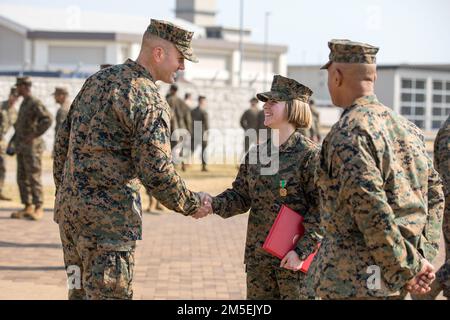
[415,107,425,116]
[401,106,412,115]
[432,120,443,129]
[402,79,412,89]
[446,82,450,90]
[432,108,442,116]
[415,80,425,89]
[402,93,412,102]
[433,81,443,90]
[433,95,442,103]
[414,120,424,128]
[446,95,450,103]
[415,94,425,102]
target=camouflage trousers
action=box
[16,151,43,206]
[0,150,5,193]
[59,220,136,300]
[246,255,309,300]
[436,207,450,297]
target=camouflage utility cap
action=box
[10,86,18,96]
[321,39,379,70]
[16,76,32,86]
[257,75,313,103]
[147,19,198,63]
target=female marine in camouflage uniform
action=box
[210,76,321,299]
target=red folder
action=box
[262,204,319,273]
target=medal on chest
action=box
[279,180,287,197]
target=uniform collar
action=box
[267,130,302,153]
[341,94,380,118]
[124,59,155,83]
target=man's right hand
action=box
[192,192,213,219]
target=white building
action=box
[288,64,450,132]
[0,1,287,91]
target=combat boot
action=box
[0,193,12,201]
[11,205,33,219]
[26,205,44,221]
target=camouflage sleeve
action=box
[211,154,251,218]
[433,125,450,258]
[336,131,423,291]
[421,159,444,262]
[32,101,53,138]
[0,109,7,138]
[132,103,200,216]
[295,149,323,260]
[434,124,450,196]
[53,108,71,191]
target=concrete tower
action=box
[175,0,217,27]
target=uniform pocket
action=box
[93,241,136,299]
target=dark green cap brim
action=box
[320,61,332,70]
[256,91,289,102]
[175,44,198,63]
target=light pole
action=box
[264,12,271,91]
[239,0,244,87]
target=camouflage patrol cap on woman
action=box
[256,75,313,103]
[147,19,198,63]
[320,39,379,70]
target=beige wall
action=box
[0,24,25,69]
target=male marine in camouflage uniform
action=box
[52,87,70,156]
[240,97,260,154]
[307,40,444,299]
[53,19,210,300]
[424,116,450,299]
[0,86,19,200]
[191,95,209,172]
[10,77,53,221]
[166,84,192,171]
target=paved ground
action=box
[0,156,446,300]
[0,207,248,300]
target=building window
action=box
[432,120,443,129]
[402,79,412,89]
[433,95,442,103]
[433,81,443,90]
[431,78,450,130]
[399,78,427,129]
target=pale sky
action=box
[2,0,449,65]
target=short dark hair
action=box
[185,93,191,99]
[250,97,258,104]
[309,99,315,105]
[198,95,206,103]
[170,84,178,92]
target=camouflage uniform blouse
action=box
[212,130,322,265]
[309,95,444,298]
[53,59,201,242]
